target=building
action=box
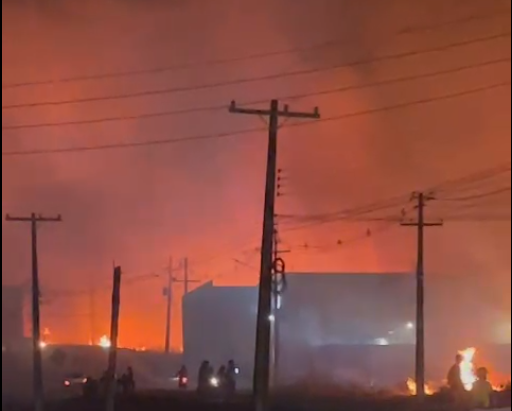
[279,273,415,347]
[2,286,25,347]
[182,273,511,387]
[277,273,415,385]
[183,282,257,384]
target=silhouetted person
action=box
[82,376,98,400]
[120,367,135,394]
[99,371,109,397]
[197,361,210,395]
[472,367,493,409]
[447,354,466,406]
[217,365,227,387]
[226,360,237,396]
[176,365,189,389]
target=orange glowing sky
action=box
[2,0,511,350]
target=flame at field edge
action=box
[459,347,477,391]
[98,335,111,348]
[406,378,435,396]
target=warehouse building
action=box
[183,273,511,387]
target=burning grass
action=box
[406,347,510,397]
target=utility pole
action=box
[229,100,320,411]
[164,257,175,354]
[89,275,97,346]
[271,225,290,388]
[5,213,62,411]
[401,192,442,400]
[178,257,199,296]
[106,266,122,411]
[183,257,190,295]
[164,257,199,353]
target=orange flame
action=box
[459,347,478,391]
[406,378,435,396]
[98,335,111,348]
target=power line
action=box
[2,8,509,90]
[280,163,511,232]
[432,163,511,192]
[1,127,263,157]
[438,186,511,202]
[284,80,510,128]
[281,198,409,232]
[42,243,261,302]
[286,223,401,254]
[3,32,510,111]
[4,56,509,131]
[428,198,510,219]
[3,80,510,158]
[429,214,511,222]
[434,173,511,195]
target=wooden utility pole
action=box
[183,257,190,295]
[89,275,97,346]
[164,257,175,354]
[5,213,62,411]
[229,100,320,411]
[401,192,442,399]
[178,257,200,296]
[164,257,199,353]
[106,266,122,411]
[271,226,290,388]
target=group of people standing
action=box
[83,366,136,399]
[176,360,238,397]
[447,354,495,409]
[199,359,238,396]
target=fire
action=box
[493,383,508,392]
[459,347,478,391]
[408,347,508,396]
[98,335,112,348]
[407,378,435,396]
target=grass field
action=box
[3,387,510,411]
[0,392,474,411]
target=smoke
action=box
[2,0,511,348]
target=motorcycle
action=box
[178,375,189,389]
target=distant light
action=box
[406,322,415,330]
[39,341,48,349]
[375,338,390,346]
[210,377,219,387]
[268,315,275,322]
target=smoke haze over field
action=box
[2,0,511,350]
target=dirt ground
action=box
[0,393,461,411]
[3,389,510,411]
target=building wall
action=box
[182,273,511,386]
[280,273,415,347]
[182,282,257,384]
[2,286,25,346]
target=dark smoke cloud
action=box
[2,0,510,347]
